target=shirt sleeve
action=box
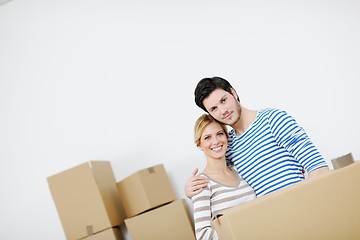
[267,109,328,173]
[191,184,218,240]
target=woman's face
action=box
[198,122,228,159]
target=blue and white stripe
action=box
[226,108,328,196]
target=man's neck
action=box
[232,107,258,136]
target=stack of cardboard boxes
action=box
[47,161,126,240]
[47,162,196,240]
[116,164,195,240]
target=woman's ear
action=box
[197,145,203,151]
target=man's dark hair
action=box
[194,76,237,112]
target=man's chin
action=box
[228,117,241,127]
[220,119,234,126]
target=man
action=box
[185,76,329,198]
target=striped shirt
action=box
[191,169,256,240]
[226,108,328,196]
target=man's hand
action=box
[184,168,208,198]
[308,166,329,178]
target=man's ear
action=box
[230,88,240,102]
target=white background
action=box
[0,0,359,239]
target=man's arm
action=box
[184,168,208,198]
[269,109,329,174]
[308,166,329,178]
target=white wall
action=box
[0,0,359,239]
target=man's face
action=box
[203,88,241,126]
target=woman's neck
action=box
[203,158,230,175]
[203,158,239,187]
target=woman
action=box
[192,113,256,240]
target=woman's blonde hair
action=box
[194,113,228,147]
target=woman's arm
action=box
[191,183,218,240]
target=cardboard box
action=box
[331,152,354,169]
[116,164,176,217]
[212,161,360,240]
[125,199,196,240]
[82,227,123,240]
[47,161,126,240]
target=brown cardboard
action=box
[47,161,126,240]
[212,161,360,240]
[331,152,354,169]
[116,164,176,217]
[81,227,123,240]
[125,199,196,240]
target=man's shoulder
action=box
[258,107,289,119]
[259,107,285,114]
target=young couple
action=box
[188,76,329,240]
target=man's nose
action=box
[220,106,228,115]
